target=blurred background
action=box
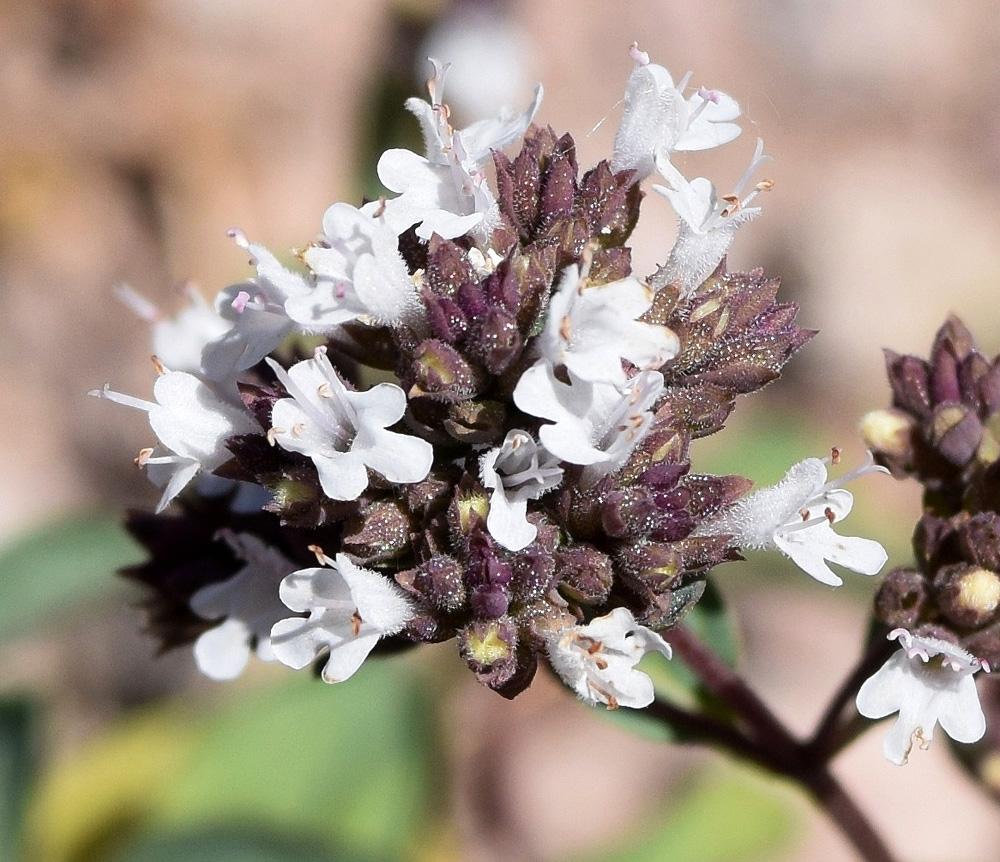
[2,0,1000,859]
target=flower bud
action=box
[341,499,413,564]
[447,476,489,536]
[928,403,982,466]
[936,564,1000,628]
[964,620,1000,669]
[859,408,916,461]
[443,399,505,444]
[471,307,522,374]
[460,617,534,695]
[408,340,484,402]
[510,541,558,605]
[874,567,928,629]
[396,555,466,613]
[555,545,614,605]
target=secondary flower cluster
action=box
[97,45,888,713]
[858,317,997,764]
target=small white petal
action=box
[856,631,988,765]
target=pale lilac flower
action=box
[201,229,309,383]
[856,629,990,765]
[295,203,421,329]
[270,551,414,684]
[480,430,563,551]
[528,261,678,387]
[700,452,888,586]
[190,530,298,680]
[116,282,231,376]
[90,370,258,512]
[611,43,741,182]
[370,58,542,241]
[266,348,433,501]
[653,138,771,296]
[547,607,673,709]
[513,366,663,486]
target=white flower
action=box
[480,429,563,551]
[700,451,889,586]
[856,629,990,765]
[200,229,309,383]
[269,551,414,683]
[653,138,771,297]
[370,58,542,241]
[266,348,433,501]
[295,203,421,329]
[513,366,663,486]
[190,530,297,680]
[407,57,542,172]
[90,370,258,512]
[116,282,231,376]
[528,262,678,387]
[547,607,673,709]
[611,43,741,182]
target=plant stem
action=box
[656,623,900,862]
[646,696,781,773]
[805,631,896,761]
[801,767,897,862]
[666,624,801,769]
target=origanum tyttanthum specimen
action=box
[94,43,900,715]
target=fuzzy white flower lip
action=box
[547,607,672,709]
[266,348,433,501]
[531,260,678,387]
[190,530,297,681]
[407,57,543,171]
[514,366,663,486]
[480,429,563,551]
[856,629,990,766]
[652,138,772,297]
[90,369,258,512]
[369,57,541,241]
[700,450,889,586]
[611,42,741,182]
[296,203,421,328]
[269,550,414,684]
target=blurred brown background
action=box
[2,0,1000,859]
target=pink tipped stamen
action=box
[115,285,161,323]
[628,42,650,66]
[231,290,251,314]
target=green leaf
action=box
[0,513,144,641]
[577,767,795,862]
[25,657,437,862]
[154,661,434,859]
[683,578,738,667]
[112,828,371,862]
[0,697,38,862]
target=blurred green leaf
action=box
[0,512,143,641]
[684,579,738,667]
[691,405,823,485]
[26,658,437,862]
[112,828,371,862]
[0,697,38,862]
[156,664,433,858]
[578,768,795,862]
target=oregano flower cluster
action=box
[96,45,909,723]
